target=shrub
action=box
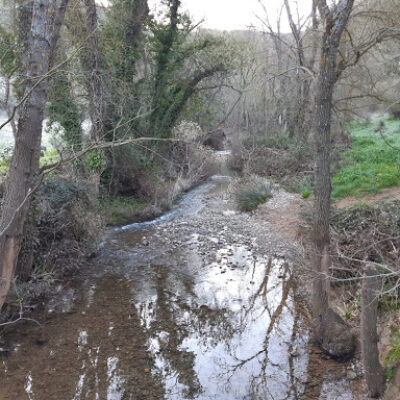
[17,177,102,282]
[242,132,312,179]
[234,175,273,211]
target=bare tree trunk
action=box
[312,1,356,359]
[83,0,105,198]
[361,266,385,398]
[312,0,354,318]
[312,33,337,319]
[0,0,69,310]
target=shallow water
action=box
[0,175,355,400]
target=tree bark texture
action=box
[0,0,69,310]
[361,266,385,398]
[312,0,354,318]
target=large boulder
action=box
[202,129,226,151]
[313,308,357,360]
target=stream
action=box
[0,173,358,400]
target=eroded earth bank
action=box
[1,176,362,400]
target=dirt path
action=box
[0,177,358,400]
[335,185,400,208]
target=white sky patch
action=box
[152,0,312,32]
[98,0,312,32]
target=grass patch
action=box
[385,326,400,367]
[234,175,273,211]
[99,196,150,225]
[386,367,397,383]
[332,119,400,199]
[281,174,314,197]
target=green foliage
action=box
[149,18,227,137]
[386,367,397,382]
[101,0,150,140]
[301,189,311,199]
[99,0,231,195]
[1,148,60,178]
[86,150,105,171]
[40,149,59,168]
[234,176,273,211]
[385,326,400,366]
[379,295,400,312]
[0,146,12,176]
[332,119,400,199]
[47,73,83,150]
[99,196,149,225]
[0,25,19,75]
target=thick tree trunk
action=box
[312,41,336,317]
[312,0,354,319]
[0,0,68,310]
[312,0,356,359]
[361,266,385,398]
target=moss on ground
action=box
[99,196,150,225]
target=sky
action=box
[149,0,312,32]
[97,0,313,32]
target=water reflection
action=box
[1,243,310,400]
[127,246,309,400]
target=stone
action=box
[313,308,357,360]
[346,370,357,380]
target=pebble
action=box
[346,370,357,380]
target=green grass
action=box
[99,196,150,225]
[301,189,311,199]
[385,326,400,367]
[332,119,400,199]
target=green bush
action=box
[386,367,397,382]
[301,189,311,199]
[234,176,273,211]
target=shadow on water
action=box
[0,174,354,400]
